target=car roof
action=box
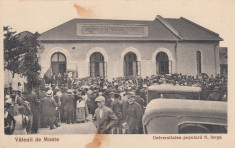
[148,84,201,92]
[143,99,227,125]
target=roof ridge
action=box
[72,18,154,22]
[156,15,183,40]
[39,19,76,36]
[180,17,219,36]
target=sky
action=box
[1,0,235,48]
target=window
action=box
[179,123,227,134]
[89,52,106,78]
[124,52,140,76]
[220,64,227,76]
[51,52,66,76]
[196,51,202,74]
[156,52,171,75]
[147,91,200,103]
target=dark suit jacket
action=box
[93,106,118,134]
[41,96,57,115]
[124,102,143,130]
[64,94,75,111]
[111,101,123,120]
[105,98,113,108]
[26,93,40,113]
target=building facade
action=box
[219,47,228,76]
[38,15,224,80]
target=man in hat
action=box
[41,89,58,130]
[89,89,98,116]
[26,89,40,134]
[135,94,145,112]
[64,89,75,124]
[54,88,62,124]
[140,85,147,105]
[105,91,115,108]
[123,94,143,134]
[111,94,123,134]
[86,87,93,114]
[60,88,67,123]
[93,96,118,134]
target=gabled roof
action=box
[38,16,223,41]
[38,18,178,41]
[164,17,223,41]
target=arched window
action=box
[90,52,106,78]
[124,52,140,76]
[156,52,171,75]
[196,51,202,74]
[51,52,66,76]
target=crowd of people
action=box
[4,72,227,135]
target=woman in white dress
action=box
[76,94,89,123]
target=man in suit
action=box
[41,90,57,130]
[89,90,98,116]
[60,88,67,123]
[111,94,123,134]
[92,96,118,134]
[105,91,115,108]
[122,94,143,134]
[64,89,75,124]
[26,89,40,134]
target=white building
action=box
[37,15,224,80]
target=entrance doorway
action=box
[156,52,171,75]
[124,52,140,76]
[51,52,66,76]
[90,52,106,78]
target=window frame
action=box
[89,52,106,78]
[156,52,171,75]
[51,52,67,75]
[196,51,202,74]
[178,121,227,134]
[123,52,140,76]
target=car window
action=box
[162,93,187,99]
[179,123,227,134]
[148,91,200,102]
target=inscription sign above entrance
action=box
[77,24,148,37]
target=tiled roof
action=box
[165,17,223,41]
[38,16,223,41]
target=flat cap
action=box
[95,96,105,102]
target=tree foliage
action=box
[4,26,43,90]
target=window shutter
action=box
[104,62,107,78]
[88,62,91,77]
[156,61,159,75]
[133,61,137,76]
[196,51,202,74]
[169,60,172,74]
[99,62,104,78]
[137,61,141,76]
[90,62,95,78]
[123,61,126,77]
